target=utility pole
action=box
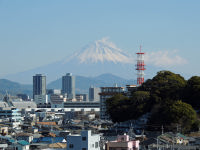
[142,129,145,141]
[177,124,180,133]
[157,138,158,150]
[161,125,164,135]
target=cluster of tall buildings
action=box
[32,73,138,120]
[33,73,100,107]
[33,73,75,100]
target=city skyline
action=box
[0,1,200,80]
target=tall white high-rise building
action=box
[62,73,75,99]
[33,74,46,99]
[89,86,100,101]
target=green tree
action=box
[131,91,150,102]
[105,71,200,132]
[149,100,197,132]
[129,91,151,119]
[184,76,200,108]
[106,91,150,123]
[140,70,186,102]
[106,94,130,122]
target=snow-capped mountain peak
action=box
[64,37,134,64]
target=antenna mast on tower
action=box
[136,46,146,86]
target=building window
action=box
[82,148,86,150]
[95,142,98,148]
[82,137,86,141]
[69,144,74,148]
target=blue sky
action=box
[0,0,199,79]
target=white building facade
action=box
[50,94,67,108]
[99,87,125,120]
[89,87,100,101]
[0,107,22,122]
[67,130,100,150]
[34,94,48,104]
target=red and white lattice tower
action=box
[136,46,146,86]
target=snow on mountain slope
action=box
[63,37,134,64]
[5,38,136,83]
[4,38,186,84]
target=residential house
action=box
[67,130,101,150]
[106,134,140,150]
[16,133,33,143]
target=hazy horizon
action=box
[0,0,199,80]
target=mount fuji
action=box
[5,38,154,84]
[64,37,134,64]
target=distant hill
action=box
[47,73,136,93]
[0,73,136,97]
[5,38,136,84]
[0,79,32,97]
[4,38,185,84]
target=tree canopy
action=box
[105,70,200,132]
[106,91,150,123]
[139,70,186,102]
[183,76,200,108]
[149,100,197,132]
[106,94,130,122]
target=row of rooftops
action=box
[99,85,137,95]
[0,100,100,109]
[0,101,37,109]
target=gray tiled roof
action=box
[12,102,37,109]
[0,102,9,108]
